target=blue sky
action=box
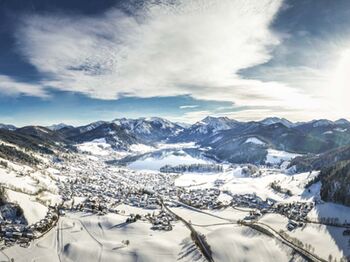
[1,0,350,126]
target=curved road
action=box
[161,200,215,262]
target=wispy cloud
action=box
[15,0,296,105]
[13,0,347,121]
[179,105,199,109]
[167,110,213,123]
[0,75,48,97]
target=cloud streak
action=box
[179,105,199,109]
[0,75,48,97]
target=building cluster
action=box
[148,210,176,231]
[230,193,314,224]
[0,223,34,248]
[0,206,58,248]
[54,157,179,214]
[160,163,223,173]
[179,188,222,209]
[49,154,317,238]
[231,193,277,212]
[243,210,262,221]
[275,202,314,222]
[286,220,303,231]
[31,206,59,233]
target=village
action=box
[0,205,60,248]
[53,154,320,236]
[50,154,322,236]
[0,151,341,252]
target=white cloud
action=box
[15,0,343,120]
[167,110,213,123]
[179,105,199,109]
[0,75,48,97]
[15,1,290,101]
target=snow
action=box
[260,213,350,260]
[191,116,237,134]
[3,211,191,262]
[175,168,318,203]
[1,125,349,261]
[113,117,181,136]
[47,123,71,131]
[6,190,48,224]
[265,149,300,165]
[0,124,16,130]
[47,167,60,175]
[156,142,197,150]
[77,139,113,156]
[79,121,106,133]
[260,117,294,128]
[245,137,266,145]
[31,171,58,193]
[129,144,155,153]
[206,225,290,262]
[174,168,350,261]
[35,126,50,133]
[0,168,39,194]
[335,118,350,125]
[307,202,350,224]
[312,119,334,127]
[128,150,209,171]
[170,207,291,261]
[335,128,347,132]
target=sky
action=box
[0,0,350,126]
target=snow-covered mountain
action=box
[78,121,107,133]
[334,118,350,125]
[47,123,73,131]
[260,117,295,128]
[113,117,183,142]
[69,123,139,150]
[310,119,334,127]
[195,116,240,133]
[0,124,16,131]
[12,115,350,157]
[174,116,241,142]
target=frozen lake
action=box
[128,150,209,171]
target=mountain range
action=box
[2,116,350,157]
[1,116,350,206]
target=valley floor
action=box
[0,142,349,262]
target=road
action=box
[161,199,215,262]
[241,221,327,262]
[171,199,327,262]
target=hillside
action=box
[290,145,350,172]
[315,161,350,207]
[67,123,139,150]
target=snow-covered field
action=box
[0,142,349,262]
[265,149,301,165]
[1,211,195,262]
[6,190,48,224]
[175,167,319,202]
[260,212,350,260]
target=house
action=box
[287,220,298,231]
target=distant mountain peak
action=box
[113,117,183,142]
[260,117,295,128]
[47,123,73,131]
[311,119,334,127]
[335,118,350,125]
[201,116,233,123]
[0,123,16,131]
